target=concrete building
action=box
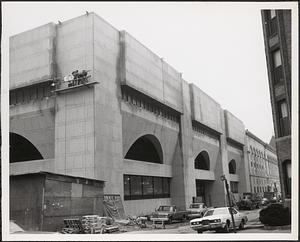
[9,12,279,231]
[261,10,291,203]
[245,130,281,197]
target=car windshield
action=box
[204,208,228,217]
[158,206,171,211]
[190,204,202,209]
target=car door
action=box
[232,208,242,225]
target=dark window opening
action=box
[194,151,210,170]
[124,174,170,200]
[9,133,43,162]
[277,100,290,137]
[272,49,283,84]
[9,83,52,106]
[267,10,277,36]
[228,159,236,174]
[121,85,180,124]
[283,160,291,198]
[125,135,163,163]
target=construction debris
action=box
[62,216,119,234]
[61,214,149,234]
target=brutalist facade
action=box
[9,12,280,230]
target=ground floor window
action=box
[124,174,170,200]
[230,181,238,193]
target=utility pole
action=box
[221,175,236,233]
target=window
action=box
[230,181,238,193]
[194,151,210,170]
[125,135,163,163]
[277,100,290,136]
[130,176,142,199]
[162,178,170,196]
[142,176,154,198]
[228,160,236,174]
[268,10,277,36]
[124,175,170,200]
[272,49,283,84]
[270,10,276,19]
[283,160,291,198]
[153,177,163,197]
[273,49,282,67]
[9,132,44,162]
[16,89,24,103]
[124,175,131,200]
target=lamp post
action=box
[221,175,236,233]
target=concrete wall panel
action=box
[54,88,95,179]
[224,110,245,144]
[56,14,94,79]
[162,62,183,111]
[10,23,56,88]
[190,84,222,133]
[93,14,124,194]
[122,31,183,112]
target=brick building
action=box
[261,10,291,203]
[9,12,280,231]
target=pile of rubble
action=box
[61,216,118,234]
[61,215,149,234]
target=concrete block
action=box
[190,84,222,133]
[224,110,245,144]
[10,23,55,88]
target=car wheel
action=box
[239,220,245,230]
[224,221,230,233]
[197,230,203,234]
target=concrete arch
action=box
[10,132,43,162]
[124,134,163,164]
[194,150,210,170]
[228,159,236,174]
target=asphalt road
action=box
[125,208,268,234]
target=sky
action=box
[1,1,297,143]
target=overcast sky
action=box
[1,2,297,143]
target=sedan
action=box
[190,207,248,233]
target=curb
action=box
[264,225,291,230]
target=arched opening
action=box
[194,151,210,170]
[282,159,291,198]
[125,134,163,163]
[228,159,236,174]
[10,133,43,163]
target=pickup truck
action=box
[151,205,189,224]
[186,203,208,219]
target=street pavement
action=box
[125,208,291,234]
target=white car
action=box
[187,203,208,219]
[190,207,248,233]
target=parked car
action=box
[238,193,261,210]
[10,220,60,234]
[187,203,208,219]
[151,205,189,223]
[190,207,248,233]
